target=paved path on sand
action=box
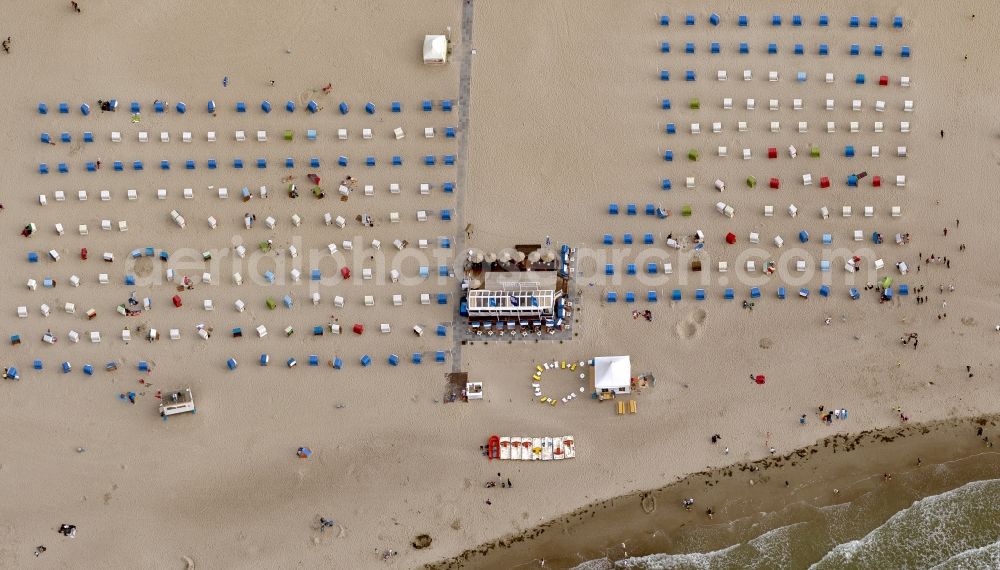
[450,0,475,372]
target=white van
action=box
[160,388,195,417]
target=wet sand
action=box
[429,415,1000,569]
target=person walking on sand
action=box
[71,1,81,12]
[2,37,10,53]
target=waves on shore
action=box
[576,478,1000,570]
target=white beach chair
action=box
[749,232,760,244]
[54,191,65,201]
[364,296,375,307]
[157,189,167,199]
[723,97,732,110]
[362,268,373,280]
[17,306,28,318]
[311,292,320,305]
[903,100,914,112]
[183,188,194,199]
[38,194,47,206]
[874,259,885,271]
[820,206,830,219]
[390,212,400,223]
[825,99,834,111]
[90,331,101,343]
[852,100,862,112]
[256,325,268,338]
[875,101,886,112]
[335,216,346,228]
[204,300,214,311]
[390,183,400,194]
[774,236,784,248]
[417,211,428,222]
[864,206,874,217]
[78,190,87,201]
[768,71,778,82]
[717,70,727,81]
[742,148,751,160]
[802,173,813,186]
[362,128,373,139]
[690,123,701,135]
[323,212,333,226]
[364,185,374,196]
[900,122,910,133]
[896,175,906,187]
[891,206,901,217]
[122,329,131,342]
[825,72,834,83]
[718,261,728,273]
[769,99,779,111]
[182,131,192,143]
[380,323,391,334]
[207,131,216,142]
[788,204,798,217]
[118,220,128,232]
[854,230,863,241]
[160,131,169,143]
[264,216,276,229]
[343,240,353,251]
[827,121,836,133]
[218,187,228,199]
[850,122,860,133]
[334,296,344,308]
[291,214,301,227]
[872,146,880,158]
[900,76,910,87]
[234,245,246,258]
[743,69,752,81]
[424,127,435,138]
[718,146,727,157]
[234,299,246,313]
[257,130,267,142]
[55,223,64,235]
[770,121,780,132]
[138,131,148,142]
[420,183,431,195]
[101,219,112,231]
[686,176,695,188]
[875,121,884,133]
[712,122,722,134]
[843,206,853,217]
[420,293,430,305]
[897,146,907,158]
[111,131,121,142]
[78,224,88,235]
[793,98,803,111]
[235,130,246,142]
[738,121,748,132]
[69,275,80,287]
[233,272,242,285]
[763,205,774,217]
[798,121,808,133]
[127,189,137,200]
[746,98,755,110]
[795,260,806,272]
[338,128,348,140]
[394,127,405,140]
[392,294,403,306]
[290,269,301,282]
[169,329,181,340]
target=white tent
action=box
[593,356,631,394]
[423,35,448,64]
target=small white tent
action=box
[423,35,448,64]
[593,356,631,394]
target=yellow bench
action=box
[617,401,625,415]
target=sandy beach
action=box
[1,1,999,569]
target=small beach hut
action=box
[423,34,448,64]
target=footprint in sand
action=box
[132,256,154,278]
[691,308,707,325]
[760,338,773,349]
[675,309,707,340]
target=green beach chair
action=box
[283,130,294,141]
[810,146,820,158]
[689,98,700,109]
[681,204,692,217]
[688,149,700,161]
[747,175,757,188]
[266,297,277,310]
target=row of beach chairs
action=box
[665,144,909,161]
[661,69,912,83]
[665,93,913,111]
[658,14,904,29]
[660,41,910,58]
[37,182,456,204]
[39,127,457,145]
[37,99,457,116]
[606,283,908,304]
[38,154,459,173]
[611,200,903,216]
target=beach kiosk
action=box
[592,355,632,396]
[423,34,448,64]
[466,381,483,400]
[159,387,195,417]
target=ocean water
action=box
[576,479,1000,570]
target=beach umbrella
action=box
[499,251,512,263]
[514,251,526,263]
[471,251,484,264]
[754,375,766,385]
[726,232,737,244]
[470,278,483,289]
[541,250,556,262]
[485,252,497,263]
[528,251,541,263]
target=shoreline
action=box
[426,415,1000,569]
